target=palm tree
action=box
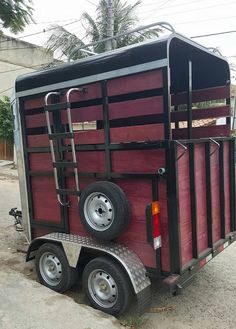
[0,0,33,33]
[46,0,160,60]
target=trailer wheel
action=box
[35,243,77,293]
[79,181,130,240]
[83,256,132,315]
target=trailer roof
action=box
[15,33,229,97]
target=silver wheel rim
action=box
[88,269,118,308]
[39,252,62,286]
[84,192,114,231]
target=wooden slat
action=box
[61,105,103,124]
[171,85,230,106]
[171,105,230,122]
[109,96,163,120]
[107,69,163,96]
[172,124,230,139]
[110,123,164,143]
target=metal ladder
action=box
[44,88,81,206]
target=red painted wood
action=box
[29,153,53,171]
[111,149,165,173]
[27,134,49,148]
[61,82,101,102]
[109,96,163,120]
[110,124,164,143]
[31,177,61,222]
[210,147,221,243]
[194,144,208,253]
[24,97,44,110]
[107,70,163,96]
[73,130,105,144]
[177,147,193,266]
[171,106,230,122]
[25,113,47,128]
[171,85,230,106]
[224,141,231,235]
[61,105,103,124]
[172,125,230,139]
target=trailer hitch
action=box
[9,208,23,232]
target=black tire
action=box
[35,243,78,293]
[82,256,132,315]
[79,181,130,240]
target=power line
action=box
[191,30,236,39]
[176,14,236,26]
[138,0,236,21]
[0,19,82,44]
[0,62,55,74]
[0,87,13,95]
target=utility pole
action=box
[105,0,114,51]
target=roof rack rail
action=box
[68,21,175,62]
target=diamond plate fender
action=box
[26,232,151,295]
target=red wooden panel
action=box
[61,83,101,102]
[110,124,164,143]
[29,153,52,171]
[177,147,193,266]
[109,96,163,120]
[195,144,208,253]
[171,106,230,122]
[61,105,103,124]
[107,70,163,96]
[25,113,47,128]
[73,130,105,144]
[210,146,221,243]
[224,141,231,235]
[28,134,49,148]
[64,151,105,172]
[24,97,44,110]
[111,149,165,173]
[172,125,230,139]
[171,85,230,106]
[31,177,61,222]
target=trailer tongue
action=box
[11,32,235,315]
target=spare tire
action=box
[79,181,130,240]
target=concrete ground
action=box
[0,165,123,329]
[1,163,236,329]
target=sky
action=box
[3,0,236,74]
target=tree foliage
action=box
[0,0,34,33]
[47,0,160,60]
[0,96,13,142]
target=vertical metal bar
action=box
[162,67,171,140]
[219,141,226,238]
[51,94,69,233]
[166,142,182,273]
[226,97,231,127]
[205,142,213,248]
[189,143,198,258]
[101,80,112,179]
[229,139,236,231]
[187,60,192,139]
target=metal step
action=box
[49,132,74,140]
[53,161,77,168]
[45,102,70,112]
[56,189,81,196]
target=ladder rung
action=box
[56,189,80,196]
[45,102,70,112]
[53,162,77,168]
[49,132,74,140]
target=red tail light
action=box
[151,201,162,249]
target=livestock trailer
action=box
[11,33,236,315]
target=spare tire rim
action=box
[88,269,118,308]
[84,192,114,231]
[39,252,62,286]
